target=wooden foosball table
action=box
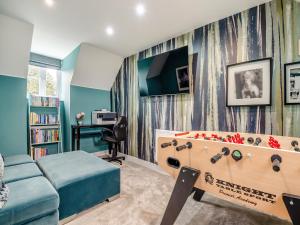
[157,131,300,225]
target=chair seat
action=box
[4,154,34,167]
[3,163,43,184]
[103,136,118,143]
[0,177,59,225]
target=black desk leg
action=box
[76,127,80,150]
[160,167,200,225]
[71,128,75,151]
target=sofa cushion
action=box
[3,163,43,184]
[4,155,34,167]
[37,151,120,219]
[0,176,59,225]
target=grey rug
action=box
[66,160,291,225]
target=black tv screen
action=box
[138,46,189,97]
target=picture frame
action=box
[284,61,300,105]
[226,58,272,107]
[176,66,189,91]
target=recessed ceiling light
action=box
[136,3,146,16]
[106,26,114,36]
[45,0,55,7]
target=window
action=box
[27,65,60,97]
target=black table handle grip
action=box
[161,143,172,148]
[211,154,222,164]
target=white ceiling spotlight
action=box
[45,0,55,7]
[136,3,146,16]
[106,26,114,36]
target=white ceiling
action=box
[0,0,270,59]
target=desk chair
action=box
[101,116,127,165]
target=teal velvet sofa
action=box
[0,151,121,224]
[4,163,43,184]
[0,155,59,225]
[37,151,120,219]
[4,154,34,167]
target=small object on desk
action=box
[76,112,85,125]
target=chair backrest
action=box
[113,116,128,141]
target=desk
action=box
[71,123,115,151]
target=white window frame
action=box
[28,65,61,98]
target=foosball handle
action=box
[291,140,298,147]
[271,154,282,172]
[161,139,178,148]
[247,137,254,144]
[176,142,192,151]
[161,143,172,148]
[172,139,178,146]
[211,147,230,164]
[211,153,222,164]
[291,140,300,152]
[254,137,262,146]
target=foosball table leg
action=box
[160,167,200,225]
[283,193,300,225]
[193,188,205,202]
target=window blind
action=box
[30,53,62,70]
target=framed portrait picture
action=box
[284,61,300,104]
[226,58,272,107]
[176,66,189,91]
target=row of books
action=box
[31,129,60,144]
[30,112,59,125]
[30,95,59,107]
[31,147,48,160]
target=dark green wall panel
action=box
[68,85,111,152]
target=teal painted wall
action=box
[0,75,27,156]
[61,45,80,151]
[61,45,80,71]
[68,85,111,152]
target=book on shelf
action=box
[31,129,60,144]
[30,95,59,107]
[30,112,59,125]
[31,147,48,160]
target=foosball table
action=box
[157,131,300,225]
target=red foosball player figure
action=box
[268,136,281,149]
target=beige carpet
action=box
[65,160,291,225]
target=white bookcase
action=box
[28,95,63,159]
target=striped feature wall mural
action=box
[111,0,300,162]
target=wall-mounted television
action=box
[138,46,189,97]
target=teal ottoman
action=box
[37,151,120,219]
[0,176,59,225]
[4,155,34,167]
[3,163,43,184]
